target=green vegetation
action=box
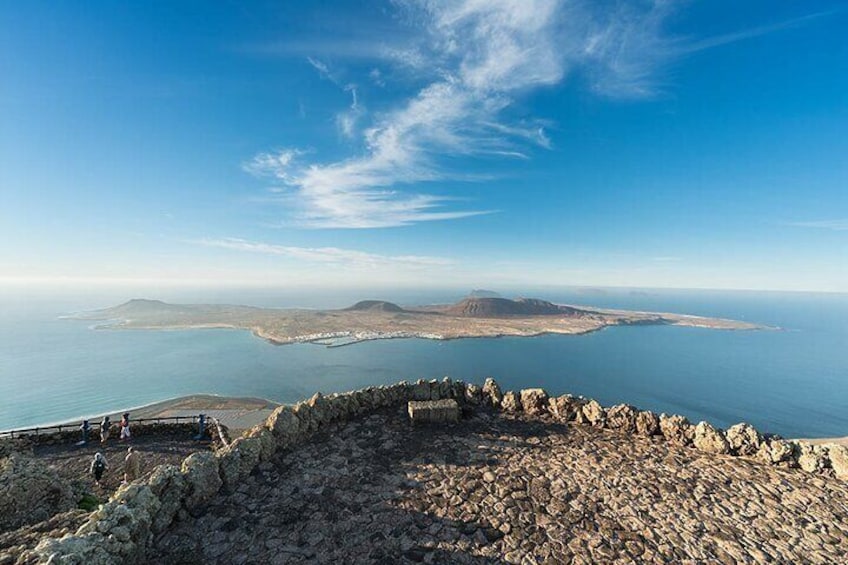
[77,493,102,512]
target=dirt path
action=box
[34,434,210,496]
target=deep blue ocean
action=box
[1,287,846,439]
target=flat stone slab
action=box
[407,399,460,424]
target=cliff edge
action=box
[7,379,847,564]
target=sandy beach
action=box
[53,394,280,434]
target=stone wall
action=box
[20,378,848,564]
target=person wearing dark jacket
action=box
[90,452,108,485]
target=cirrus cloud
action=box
[193,237,455,269]
[246,1,823,229]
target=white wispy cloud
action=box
[790,219,848,231]
[246,1,825,228]
[336,84,364,138]
[194,237,455,268]
[306,57,334,80]
[652,256,682,262]
[681,11,834,53]
[251,1,567,228]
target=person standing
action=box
[123,446,141,483]
[120,413,131,441]
[90,452,108,485]
[78,420,90,445]
[100,415,111,443]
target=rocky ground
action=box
[0,434,210,561]
[152,406,848,564]
[33,434,209,496]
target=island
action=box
[70,295,765,347]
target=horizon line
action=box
[0,276,845,296]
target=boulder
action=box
[355,389,375,411]
[216,445,241,494]
[374,386,392,407]
[795,443,828,474]
[307,392,331,428]
[827,444,848,480]
[579,400,605,427]
[500,391,520,412]
[693,422,730,454]
[451,379,466,400]
[438,377,453,400]
[464,383,482,405]
[230,436,262,480]
[482,378,503,408]
[393,381,413,402]
[605,404,638,433]
[412,379,431,401]
[635,411,660,436]
[756,437,797,466]
[519,389,549,416]
[659,414,695,446]
[424,380,437,401]
[145,464,186,535]
[0,454,76,531]
[548,395,585,422]
[266,405,301,448]
[293,402,317,435]
[337,392,362,417]
[319,393,340,422]
[246,426,277,462]
[72,483,161,563]
[725,423,763,456]
[181,452,221,515]
[33,534,114,564]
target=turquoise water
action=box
[1,288,846,438]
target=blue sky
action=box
[1,1,847,292]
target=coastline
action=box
[75,298,768,352]
[794,436,848,447]
[12,389,846,446]
[94,316,761,349]
[2,394,281,435]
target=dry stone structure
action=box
[408,399,460,424]
[2,377,847,564]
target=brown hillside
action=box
[444,297,584,317]
[344,300,406,313]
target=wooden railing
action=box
[0,415,200,439]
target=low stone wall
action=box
[21,378,848,564]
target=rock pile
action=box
[12,377,848,564]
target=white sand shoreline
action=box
[0,394,281,435]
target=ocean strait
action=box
[1,287,846,439]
